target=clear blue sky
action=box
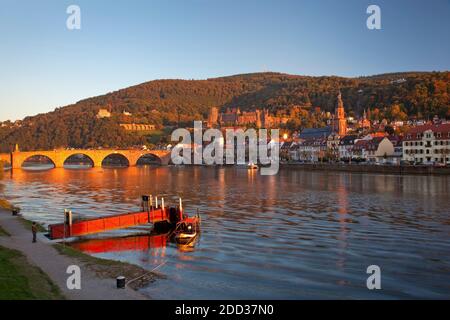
[0,0,449,121]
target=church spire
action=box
[337,90,343,109]
[336,91,344,119]
[334,91,347,136]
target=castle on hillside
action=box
[207,91,348,134]
[207,107,289,129]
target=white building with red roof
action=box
[402,123,450,164]
[352,137,395,163]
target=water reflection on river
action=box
[2,166,450,299]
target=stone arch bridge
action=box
[0,149,172,169]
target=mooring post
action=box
[141,195,146,211]
[179,197,183,221]
[68,210,72,237]
[63,209,67,247]
[64,209,72,237]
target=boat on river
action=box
[48,195,201,241]
[173,214,201,245]
[248,162,259,170]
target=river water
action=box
[1,166,450,299]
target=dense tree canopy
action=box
[0,71,448,152]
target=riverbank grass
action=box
[0,245,65,300]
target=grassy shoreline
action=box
[0,205,64,299]
[0,245,65,300]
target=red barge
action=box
[48,195,200,241]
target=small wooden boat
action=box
[174,215,201,245]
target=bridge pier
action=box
[160,154,171,166]
[53,159,65,169]
[11,152,22,169]
[93,159,103,168]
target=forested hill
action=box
[0,71,449,152]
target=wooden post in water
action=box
[63,209,67,247]
[147,194,152,212]
[179,197,183,221]
[64,209,72,238]
[149,195,154,222]
[68,210,72,237]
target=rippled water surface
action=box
[2,166,450,299]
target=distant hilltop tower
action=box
[207,106,219,128]
[255,109,262,128]
[334,91,347,136]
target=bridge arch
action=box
[63,153,95,168]
[101,153,130,167]
[21,154,56,170]
[136,153,163,166]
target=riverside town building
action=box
[402,123,450,164]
